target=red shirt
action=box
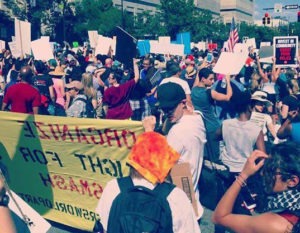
[3,82,41,114]
[103,79,136,119]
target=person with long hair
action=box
[81,72,97,111]
[49,66,66,116]
[213,142,300,233]
[280,78,300,122]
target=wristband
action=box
[235,175,247,187]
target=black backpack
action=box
[107,176,175,233]
[74,97,96,118]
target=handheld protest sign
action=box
[213,51,247,75]
[273,36,298,67]
[114,26,137,69]
[259,46,273,63]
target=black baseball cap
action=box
[157,83,186,109]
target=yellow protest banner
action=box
[0,112,143,231]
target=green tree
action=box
[159,0,195,39]
[132,10,167,39]
[74,0,121,37]
[3,0,62,39]
[190,9,217,42]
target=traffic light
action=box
[298,11,300,22]
[262,13,271,25]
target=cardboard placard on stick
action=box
[213,52,247,75]
[15,18,31,57]
[8,41,22,58]
[170,163,198,216]
[88,31,98,48]
[31,39,54,61]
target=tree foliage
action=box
[3,0,299,46]
[74,0,121,37]
[159,0,195,39]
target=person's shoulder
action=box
[103,178,119,191]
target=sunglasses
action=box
[65,87,75,91]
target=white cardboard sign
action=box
[213,52,248,75]
[95,35,113,55]
[15,18,31,57]
[8,41,22,58]
[31,39,54,61]
[245,38,256,49]
[88,31,98,48]
[158,36,171,44]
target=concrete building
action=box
[194,0,221,16]
[112,0,160,16]
[220,0,254,24]
[113,0,254,24]
[113,0,221,17]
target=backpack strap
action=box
[117,176,134,193]
[153,182,175,200]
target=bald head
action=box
[19,66,33,83]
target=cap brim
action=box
[157,100,182,109]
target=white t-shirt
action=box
[160,76,191,95]
[261,81,276,94]
[167,114,206,219]
[221,118,261,172]
[250,111,273,141]
[95,177,201,233]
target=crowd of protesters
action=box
[0,41,300,233]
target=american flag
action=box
[227,17,239,52]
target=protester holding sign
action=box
[103,59,140,120]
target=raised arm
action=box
[277,110,298,139]
[212,151,268,233]
[256,57,268,83]
[133,58,140,83]
[271,57,280,83]
[211,75,233,101]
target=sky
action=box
[254,0,300,21]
